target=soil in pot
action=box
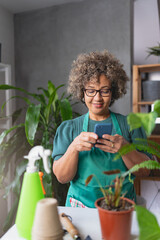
[95,197,135,240]
[99,198,134,211]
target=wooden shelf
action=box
[132,64,160,195]
[137,101,153,105]
[134,64,160,73]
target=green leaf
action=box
[0,123,24,144]
[123,160,160,178]
[1,96,31,114]
[3,198,19,232]
[44,91,57,123]
[59,99,73,121]
[48,81,56,95]
[0,84,33,97]
[114,139,160,161]
[4,159,27,199]
[153,100,160,117]
[25,104,41,146]
[127,112,157,136]
[48,82,65,113]
[135,205,160,240]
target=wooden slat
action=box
[132,65,140,112]
[137,101,153,105]
[137,64,160,73]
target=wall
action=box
[0,5,15,77]
[134,0,160,64]
[14,0,133,115]
[0,5,14,237]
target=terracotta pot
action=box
[95,197,135,240]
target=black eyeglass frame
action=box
[83,88,112,97]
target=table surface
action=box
[1,207,141,240]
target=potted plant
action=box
[85,100,160,240]
[147,42,160,58]
[0,81,79,232]
[85,173,135,240]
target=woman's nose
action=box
[94,91,102,99]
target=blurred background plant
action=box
[122,99,160,240]
[0,81,79,231]
[147,42,160,58]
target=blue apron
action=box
[66,112,135,208]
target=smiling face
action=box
[84,74,112,121]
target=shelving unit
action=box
[133,64,160,112]
[132,64,160,195]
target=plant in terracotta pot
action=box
[85,162,160,240]
[85,172,135,240]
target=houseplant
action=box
[147,42,160,58]
[0,81,79,231]
[85,99,160,240]
[85,173,135,240]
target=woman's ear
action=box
[81,90,85,103]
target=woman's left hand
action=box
[95,134,128,153]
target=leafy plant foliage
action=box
[126,100,160,240]
[135,205,160,240]
[147,42,160,57]
[85,171,127,210]
[0,81,78,231]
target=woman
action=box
[52,50,150,208]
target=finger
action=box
[77,141,94,151]
[102,134,119,142]
[97,139,114,148]
[96,139,117,151]
[95,143,116,153]
[80,132,98,143]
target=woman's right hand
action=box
[53,132,98,183]
[71,132,98,152]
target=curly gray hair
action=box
[67,50,129,106]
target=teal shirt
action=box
[52,112,151,207]
[52,112,151,161]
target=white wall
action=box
[0,4,15,71]
[0,4,15,237]
[134,0,160,64]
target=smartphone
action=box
[94,123,112,139]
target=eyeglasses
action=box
[84,88,111,97]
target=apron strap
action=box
[110,112,122,136]
[82,111,122,136]
[82,112,89,132]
